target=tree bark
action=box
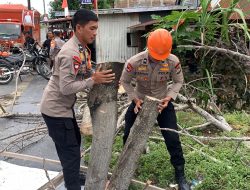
[107,96,160,190]
[84,62,124,190]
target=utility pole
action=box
[27,0,31,10]
[27,0,32,34]
[43,0,46,14]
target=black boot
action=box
[175,165,191,190]
[79,171,86,186]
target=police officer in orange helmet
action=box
[120,28,190,190]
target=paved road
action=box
[0,74,61,171]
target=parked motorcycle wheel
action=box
[38,60,52,80]
[0,63,14,85]
[35,63,42,75]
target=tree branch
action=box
[178,44,250,61]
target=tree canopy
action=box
[49,0,115,18]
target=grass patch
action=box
[177,111,206,128]
[82,111,250,189]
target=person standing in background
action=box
[43,31,54,57]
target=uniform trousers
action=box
[123,101,185,167]
[42,113,81,190]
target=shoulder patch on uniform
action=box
[174,62,182,74]
[73,56,82,64]
[72,56,81,74]
[175,62,180,69]
[126,63,134,72]
[176,68,182,74]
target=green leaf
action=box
[205,69,214,96]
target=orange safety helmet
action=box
[147,28,173,61]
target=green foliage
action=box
[49,0,82,11]
[215,0,250,43]
[104,111,250,189]
[153,0,250,108]
[97,0,115,9]
[154,0,250,45]
[136,142,173,187]
[109,136,123,171]
[205,69,214,96]
[224,111,250,130]
[177,111,206,128]
[49,0,115,17]
[81,111,249,189]
[153,11,202,45]
[49,0,82,18]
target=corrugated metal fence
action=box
[96,14,140,63]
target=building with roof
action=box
[44,0,199,63]
[95,5,198,63]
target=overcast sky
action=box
[1,0,51,15]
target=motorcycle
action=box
[0,59,14,85]
[0,43,52,85]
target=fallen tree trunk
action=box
[177,94,232,131]
[107,96,160,190]
[84,62,124,190]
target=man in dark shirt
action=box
[24,31,35,49]
[43,31,54,57]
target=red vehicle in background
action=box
[0,4,40,51]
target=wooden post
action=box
[84,62,124,190]
[107,96,160,190]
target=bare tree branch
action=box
[43,158,56,190]
[178,44,250,61]
[11,48,26,112]
[159,127,250,141]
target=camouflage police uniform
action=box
[40,35,92,190]
[120,50,185,167]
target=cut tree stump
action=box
[84,62,124,190]
[107,96,160,190]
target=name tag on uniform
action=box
[160,67,169,72]
[138,65,148,71]
[161,63,169,67]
